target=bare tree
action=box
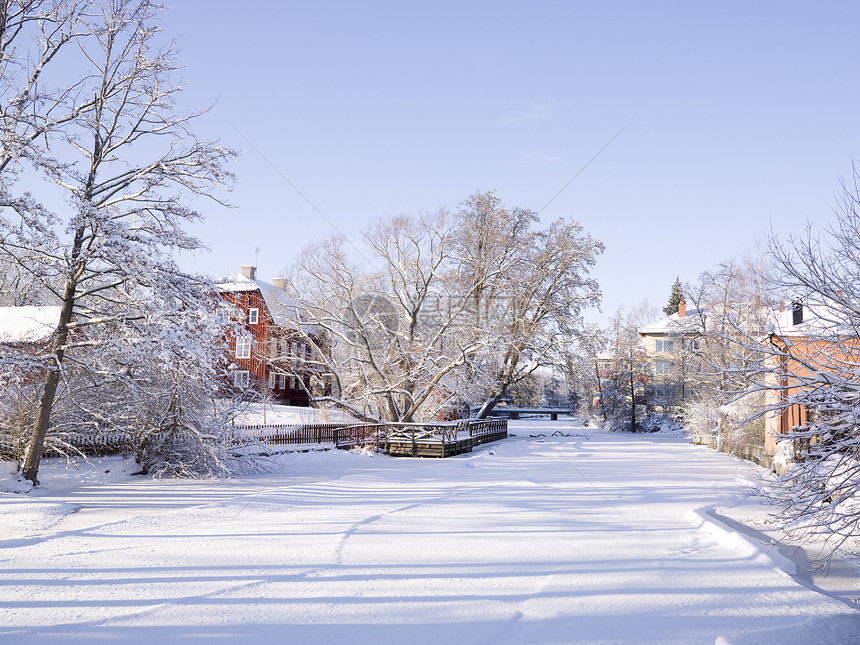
[286,194,604,423]
[560,322,607,417]
[454,192,604,417]
[0,0,235,483]
[680,251,773,453]
[287,211,490,423]
[600,305,653,431]
[759,169,860,556]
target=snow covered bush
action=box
[637,413,683,434]
[680,395,722,438]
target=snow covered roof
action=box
[0,306,61,344]
[638,299,846,340]
[216,273,303,327]
[767,301,844,338]
[639,308,704,336]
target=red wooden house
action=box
[216,266,326,406]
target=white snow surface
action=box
[232,402,359,426]
[0,305,61,343]
[1,419,858,644]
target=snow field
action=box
[1,419,858,644]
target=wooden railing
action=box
[0,417,509,461]
[335,424,386,449]
[467,418,508,444]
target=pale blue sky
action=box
[164,1,860,323]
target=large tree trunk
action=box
[22,291,74,482]
[474,386,508,419]
[21,233,83,483]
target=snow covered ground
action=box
[231,402,358,426]
[1,419,858,644]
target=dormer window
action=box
[248,308,259,325]
[792,301,803,326]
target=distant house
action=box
[216,266,327,406]
[638,301,704,411]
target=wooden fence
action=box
[232,422,348,445]
[0,430,133,460]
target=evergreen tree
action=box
[663,277,684,316]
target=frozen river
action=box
[1,419,858,644]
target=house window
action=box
[278,374,286,389]
[289,375,296,390]
[280,339,289,358]
[233,370,250,389]
[269,338,278,359]
[268,372,275,388]
[655,339,674,353]
[689,338,701,351]
[248,308,259,325]
[235,336,251,359]
[655,360,673,375]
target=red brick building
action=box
[216,266,325,406]
[762,301,857,464]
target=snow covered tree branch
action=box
[0,0,238,483]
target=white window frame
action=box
[248,308,259,325]
[655,360,673,375]
[268,372,275,388]
[235,336,251,359]
[289,375,296,390]
[233,370,250,389]
[278,374,286,389]
[269,338,278,359]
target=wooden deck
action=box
[234,419,508,458]
[337,419,508,458]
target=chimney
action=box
[240,265,256,280]
[678,301,686,318]
[272,277,287,291]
